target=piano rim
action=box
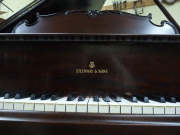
[0,110,180,126]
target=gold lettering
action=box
[76,69,108,73]
[98,69,108,73]
[76,69,94,73]
[76,69,79,73]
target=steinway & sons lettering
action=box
[76,69,108,74]
[76,61,108,74]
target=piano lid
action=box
[12,10,178,34]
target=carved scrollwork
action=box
[148,13,152,19]
[161,21,179,34]
[87,10,101,17]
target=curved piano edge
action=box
[161,21,179,34]
[12,12,41,33]
[40,11,179,35]
[11,20,26,33]
[0,111,180,135]
[147,13,179,34]
[12,10,152,32]
[11,10,178,34]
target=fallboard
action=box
[0,34,180,96]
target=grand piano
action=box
[0,0,180,134]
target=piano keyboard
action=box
[0,93,180,114]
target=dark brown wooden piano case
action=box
[0,1,180,134]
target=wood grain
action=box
[13,11,177,34]
[0,41,180,95]
[0,111,180,135]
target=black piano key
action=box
[124,94,137,103]
[149,95,166,103]
[30,93,45,100]
[67,93,77,101]
[51,93,62,101]
[41,94,53,100]
[164,96,176,103]
[15,93,32,99]
[4,93,17,99]
[103,94,110,102]
[111,94,121,102]
[134,94,149,103]
[78,94,86,101]
[93,94,99,102]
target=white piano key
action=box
[141,101,154,114]
[34,99,47,111]
[44,98,65,112]
[77,97,89,113]
[24,99,41,111]
[109,99,120,113]
[123,99,142,114]
[0,97,4,109]
[98,98,109,113]
[14,98,30,110]
[88,98,98,113]
[43,99,56,112]
[55,97,68,112]
[149,100,165,114]
[131,100,154,114]
[3,98,15,110]
[120,99,131,114]
[165,102,176,114]
[66,98,78,112]
[175,102,180,114]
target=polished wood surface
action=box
[13,10,178,34]
[0,40,180,95]
[0,111,180,135]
